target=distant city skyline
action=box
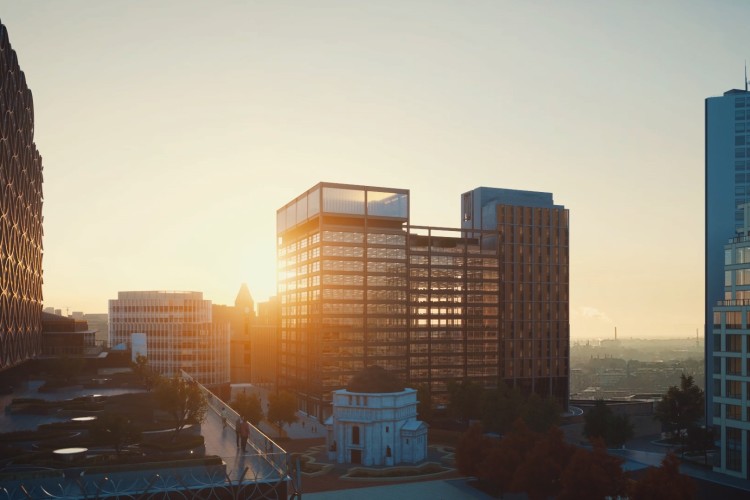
[2,1,749,338]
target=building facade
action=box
[214,283,255,384]
[462,187,570,406]
[108,291,230,389]
[712,205,750,479]
[251,296,278,385]
[277,183,568,420]
[0,21,44,372]
[706,87,750,414]
[326,388,427,466]
[40,312,99,358]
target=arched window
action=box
[386,445,392,458]
[352,426,360,444]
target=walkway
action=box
[201,403,283,483]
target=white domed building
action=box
[325,367,428,466]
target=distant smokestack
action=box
[615,327,617,341]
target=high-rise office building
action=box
[462,187,570,406]
[277,183,568,420]
[706,86,750,442]
[0,21,44,372]
[712,204,750,479]
[109,291,230,389]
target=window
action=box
[352,426,360,445]
[726,427,742,471]
[727,380,742,399]
[727,357,742,375]
[727,404,742,420]
[727,335,742,352]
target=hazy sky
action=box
[2,1,747,338]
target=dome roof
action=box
[346,366,405,393]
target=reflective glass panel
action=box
[367,190,408,218]
[309,188,320,216]
[296,195,307,224]
[323,187,365,215]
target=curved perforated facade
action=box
[0,21,44,371]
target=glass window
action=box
[726,427,742,471]
[367,190,408,218]
[727,380,742,398]
[277,208,287,232]
[727,335,743,352]
[286,204,296,228]
[727,404,742,420]
[308,187,320,216]
[295,195,307,224]
[725,249,733,265]
[727,357,742,375]
[323,187,365,215]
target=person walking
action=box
[235,416,243,448]
[240,418,250,452]
[220,407,227,429]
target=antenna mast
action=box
[746,60,748,92]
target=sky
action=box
[1,0,747,339]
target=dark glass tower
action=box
[0,21,44,371]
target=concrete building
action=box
[0,21,45,372]
[40,312,99,358]
[213,283,255,384]
[277,182,568,420]
[251,296,278,385]
[706,86,750,417]
[108,291,229,390]
[712,204,750,479]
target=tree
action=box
[132,354,160,391]
[448,379,483,422]
[267,391,297,436]
[630,453,695,500]
[686,425,714,464]
[583,399,634,447]
[232,392,264,426]
[559,439,627,500]
[511,426,573,500]
[155,376,207,437]
[522,393,561,433]
[416,384,433,422]
[90,413,141,456]
[476,419,540,497]
[455,423,491,477]
[655,374,705,450]
[480,383,524,434]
